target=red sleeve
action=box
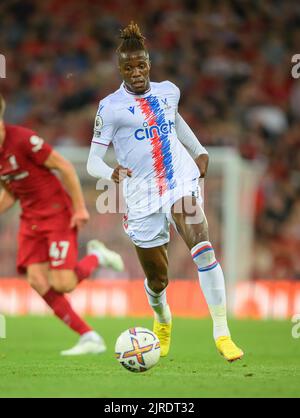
[21,130,53,165]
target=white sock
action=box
[191,241,230,340]
[144,279,172,324]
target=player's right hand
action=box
[70,207,90,229]
[195,154,209,178]
[111,165,132,184]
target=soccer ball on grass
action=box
[115,327,160,373]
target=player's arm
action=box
[175,112,209,178]
[87,143,132,184]
[87,99,132,184]
[87,143,114,180]
[0,183,16,214]
[44,150,89,229]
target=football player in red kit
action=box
[0,94,123,355]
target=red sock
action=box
[75,255,99,283]
[43,289,92,336]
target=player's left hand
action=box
[195,154,209,178]
[70,208,90,229]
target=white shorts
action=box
[123,179,203,248]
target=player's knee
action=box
[191,241,218,270]
[53,283,74,294]
[148,275,169,293]
[51,280,75,294]
[50,270,77,294]
[27,273,49,295]
[191,233,209,249]
[190,218,209,248]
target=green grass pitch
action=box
[0,316,299,398]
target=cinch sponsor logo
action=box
[134,120,175,141]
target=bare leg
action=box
[171,196,208,249]
[49,269,78,293]
[135,244,169,293]
[135,244,171,324]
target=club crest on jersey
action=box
[134,120,175,141]
[128,106,135,115]
[161,98,171,110]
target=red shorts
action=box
[17,210,78,274]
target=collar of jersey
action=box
[122,82,152,98]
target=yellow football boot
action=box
[153,320,172,357]
[216,336,244,362]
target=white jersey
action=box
[92,81,200,219]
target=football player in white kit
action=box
[87,22,243,362]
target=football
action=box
[115,327,161,373]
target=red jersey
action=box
[0,124,72,220]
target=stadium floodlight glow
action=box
[0,54,6,79]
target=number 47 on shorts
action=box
[49,241,70,267]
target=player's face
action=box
[119,51,151,94]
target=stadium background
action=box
[1,0,300,319]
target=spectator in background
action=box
[1,0,300,279]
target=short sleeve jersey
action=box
[0,125,72,220]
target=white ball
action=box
[115,327,161,373]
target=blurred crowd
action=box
[1,0,300,279]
